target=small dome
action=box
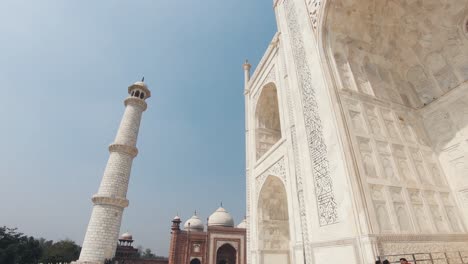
[237,218,247,229]
[173,215,181,221]
[120,232,133,240]
[184,214,204,232]
[132,81,147,88]
[208,207,234,227]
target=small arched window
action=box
[135,90,140,98]
[140,92,145,99]
[131,91,135,96]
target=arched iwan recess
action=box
[257,176,290,264]
[190,258,201,264]
[216,243,236,264]
[255,83,282,160]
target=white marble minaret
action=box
[75,80,150,264]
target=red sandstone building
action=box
[114,233,169,264]
[168,207,246,264]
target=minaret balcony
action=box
[108,144,138,157]
[91,195,129,208]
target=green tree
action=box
[40,239,81,264]
[141,248,156,259]
[0,226,42,264]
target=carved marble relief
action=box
[392,145,416,184]
[256,157,286,196]
[328,0,468,108]
[370,185,393,233]
[425,52,460,92]
[349,110,368,134]
[389,187,413,232]
[283,50,312,262]
[304,0,321,32]
[407,189,432,233]
[429,164,446,186]
[365,105,384,137]
[424,191,449,233]
[382,111,401,141]
[379,241,468,256]
[333,53,358,91]
[375,141,398,181]
[408,148,432,185]
[358,137,378,179]
[445,206,462,232]
[430,205,448,233]
[397,115,416,144]
[284,0,338,226]
[439,193,462,232]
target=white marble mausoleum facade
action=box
[244,1,468,264]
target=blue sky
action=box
[0,0,276,256]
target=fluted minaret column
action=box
[75,81,151,264]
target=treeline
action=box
[0,226,80,264]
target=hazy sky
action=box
[0,0,276,256]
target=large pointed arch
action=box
[257,175,290,264]
[255,83,282,160]
[216,243,237,264]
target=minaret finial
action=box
[141,76,145,82]
[220,201,223,207]
[194,210,197,216]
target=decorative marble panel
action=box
[374,201,393,233]
[304,0,321,32]
[256,157,286,196]
[357,137,378,179]
[381,110,400,140]
[394,203,413,232]
[370,185,386,201]
[284,0,338,226]
[392,145,416,183]
[412,204,432,233]
[429,205,449,233]
[349,109,368,134]
[397,114,416,144]
[445,206,462,232]
[379,240,468,256]
[428,164,446,186]
[380,154,398,181]
[408,189,422,204]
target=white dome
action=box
[208,207,234,227]
[237,218,247,229]
[120,232,133,240]
[184,214,204,231]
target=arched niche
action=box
[257,176,290,264]
[255,83,282,160]
[216,243,236,264]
